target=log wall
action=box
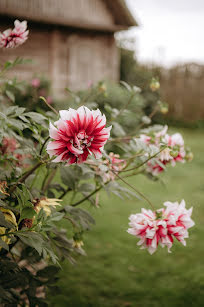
[0,22,119,97]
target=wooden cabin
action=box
[0,0,137,97]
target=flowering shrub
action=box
[0,21,195,305]
[138,125,192,176]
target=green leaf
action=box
[16,232,44,255]
[5,90,15,102]
[24,112,47,124]
[112,122,126,136]
[60,166,79,190]
[79,183,95,193]
[20,207,36,222]
[47,212,64,222]
[36,265,60,278]
[0,211,14,229]
[0,237,9,251]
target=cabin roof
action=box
[104,0,138,28]
[0,0,138,32]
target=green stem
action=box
[111,170,155,210]
[115,93,135,119]
[9,161,43,193]
[59,187,72,199]
[118,147,166,173]
[40,136,50,156]
[40,96,58,115]
[71,186,102,207]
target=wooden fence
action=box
[159,63,204,121]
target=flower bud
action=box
[150,78,160,91]
[170,150,179,158]
[160,106,168,114]
[141,116,151,125]
[185,152,194,162]
[98,82,107,93]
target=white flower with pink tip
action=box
[127,200,194,254]
[47,106,112,164]
[0,20,29,48]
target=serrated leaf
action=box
[79,183,95,193]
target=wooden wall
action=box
[0,22,119,97]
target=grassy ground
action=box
[49,128,204,307]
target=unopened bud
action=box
[160,106,168,114]
[186,152,193,162]
[150,78,160,91]
[142,116,151,125]
[170,150,179,158]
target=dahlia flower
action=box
[47,106,112,164]
[127,200,194,254]
[0,20,28,48]
[33,198,62,217]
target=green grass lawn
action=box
[49,128,204,307]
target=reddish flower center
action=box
[72,130,93,151]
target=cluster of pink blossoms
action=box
[140,126,188,176]
[0,20,28,49]
[47,106,112,164]
[127,200,194,254]
[88,152,126,183]
[1,137,30,168]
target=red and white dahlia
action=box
[127,200,194,254]
[0,20,28,48]
[47,106,112,164]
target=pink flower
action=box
[146,161,167,176]
[1,137,17,154]
[31,78,40,88]
[88,152,126,182]
[109,152,126,173]
[127,200,194,254]
[47,106,112,164]
[0,20,28,48]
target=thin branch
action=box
[115,93,135,119]
[40,136,50,156]
[118,147,166,173]
[42,168,58,193]
[59,186,72,199]
[71,186,102,207]
[111,170,155,210]
[39,96,58,115]
[9,161,43,193]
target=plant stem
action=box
[118,147,166,173]
[40,96,58,115]
[71,186,102,207]
[115,93,135,119]
[111,170,155,210]
[42,168,58,193]
[59,187,72,199]
[10,161,43,193]
[40,136,50,155]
